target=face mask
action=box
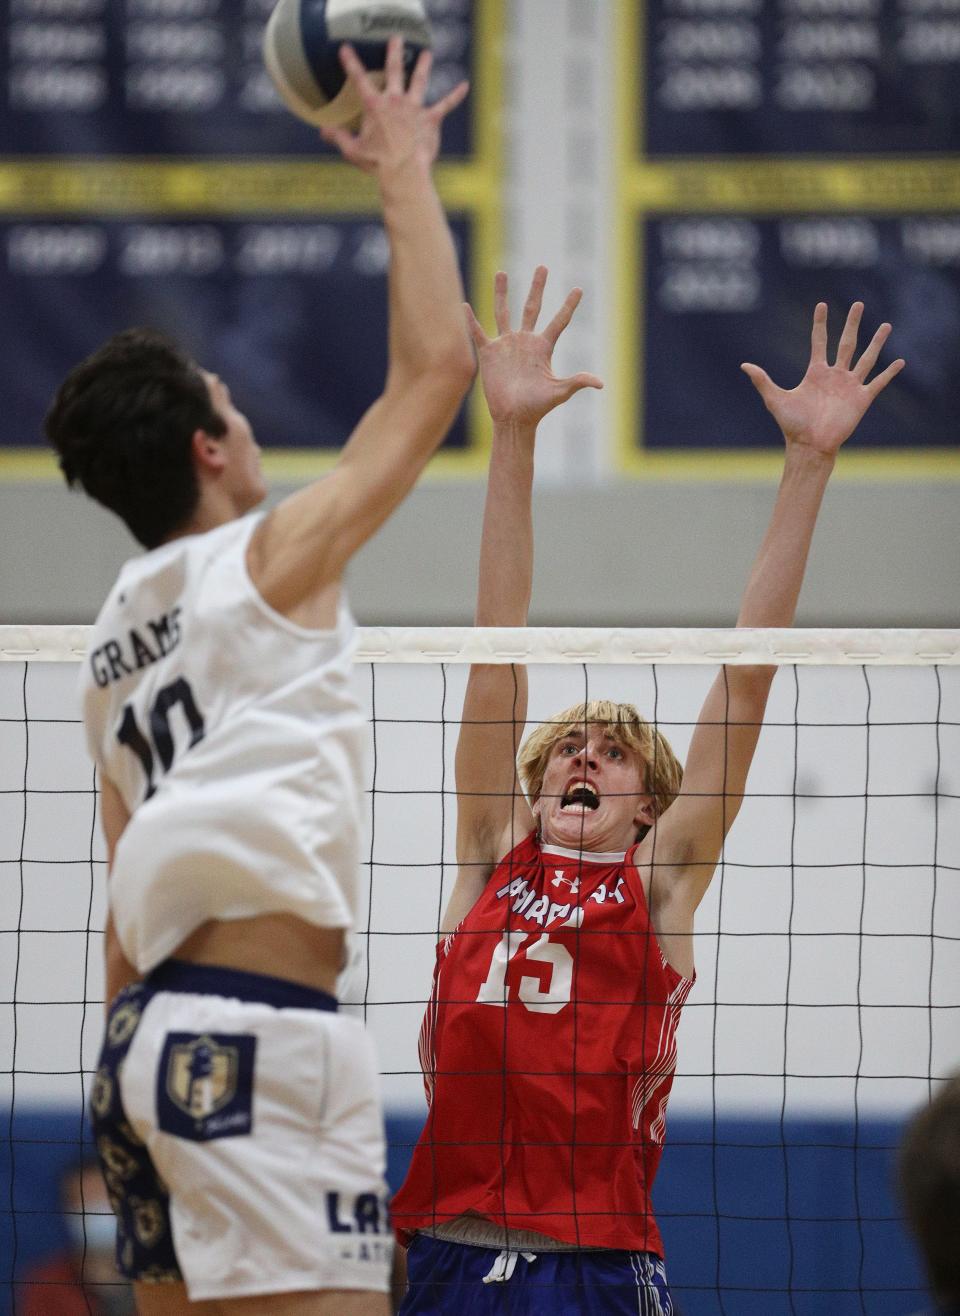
[66,1210,116,1256]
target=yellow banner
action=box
[625,160,960,214]
[0,160,494,216]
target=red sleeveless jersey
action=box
[392,832,694,1255]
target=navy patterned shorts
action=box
[90,975,181,1283]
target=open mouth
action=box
[560,785,600,811]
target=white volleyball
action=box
[264,0,433,128]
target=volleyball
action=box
[263,0,433,128]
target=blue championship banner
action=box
[642,0,960,158]
[0,213,474,454]
[0,0,474,159]
[617,0,960,476]
[640,214,960,453]
[0,0,504,478]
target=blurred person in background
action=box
[900,1075,960,1316]
[18,1158,136,1316]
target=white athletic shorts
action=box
[90,959,392,1301]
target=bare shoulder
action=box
[441,858,495,935]
[633,805,721,925]
[632,807,712,894]
[245,497,342,628]
[633,812,698,874]
[455,777,534,875]
[443,820,529,934]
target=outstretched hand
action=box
[465,267,604,427]
[741,302,905,458]
[319,37,469,174]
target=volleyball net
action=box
[1,625,958,1315]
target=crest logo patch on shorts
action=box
[157,1032,256,1141]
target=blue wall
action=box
[2,1109,931,1316]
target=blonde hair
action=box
[517,699,683,839]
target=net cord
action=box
[2,625,959,665]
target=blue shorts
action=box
[400,1234,674,1315]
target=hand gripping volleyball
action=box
[264,0,433,128]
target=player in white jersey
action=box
[43,41,474,1316]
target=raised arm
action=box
[248,39,476,621]
[445,268,603,929]
[648,301,905,926]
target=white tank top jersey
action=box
[81,513,367,975]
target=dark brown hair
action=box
[45,329,226,548]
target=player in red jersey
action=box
[392,268,904,1313]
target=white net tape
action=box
[2,624,960,665]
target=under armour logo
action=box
[552,870,580,894]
